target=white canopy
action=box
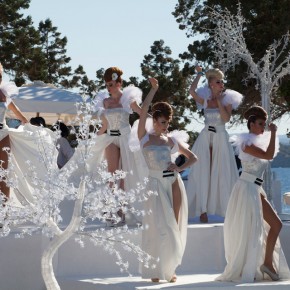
[6,81,84,124]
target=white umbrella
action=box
[6,81,84,124]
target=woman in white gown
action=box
[0,63,28,203]
[217,106,290,282]
[0,63,59,211]
[186,66,243,222]
[92,67,143,224]
[138,78,197,282]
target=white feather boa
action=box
[233,132,279,161]
[196,85,243,110]
[129,117,189,154]
[0,81,18,106]
[93,85,142,117]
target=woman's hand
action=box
[195,65,203,73]
[167,162,181,173]
[268,123,277,133]
[149,78,159,90]
[0,89,7,102]
[215,91,224,101]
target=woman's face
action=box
[153,116,170,134]
[251,118,266,135]
[105,80,121,94]
[209,77,224,93]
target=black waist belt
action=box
[109,130,121,136]
[208,126,216,133]
[163,170,175,178]
[0,123,3,129]
[254,177,263,186]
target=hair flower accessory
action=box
[112,73,118,81]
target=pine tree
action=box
[64,65,97,97]
[139,40,197,143]
[37,19,71,86]
[0,0,40,85]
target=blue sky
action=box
[25,0,190,81]
[22,1,290,135]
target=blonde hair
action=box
[205,68,224,82]
[104,67,123,83]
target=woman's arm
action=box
[216,100,232,122]
[189,66,206,106]
[137,78,159,140]
[130,101,142,115]
[7,101,28,123]
[167,143,198,172]
[243,123,277,160]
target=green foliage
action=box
[139,40,197,131]
[37,19,71,85]
[0,0,40,85]
[63,65,98,97]
[0,2,97,95]
[173,0,290,121]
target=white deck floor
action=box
[1,216,290,290]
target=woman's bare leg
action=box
[261,194,282,273]
[105,143,124,221]
[172,179,182,223]
[105,143,121,187]
[0,136,10,204]
[200,146,212,223]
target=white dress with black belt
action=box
[186,88,242,218]
[217,133,290,282]
[0,82,58,206]
[140,133,188,281]
[67,86,142,189]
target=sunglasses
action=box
[215,80,224,84]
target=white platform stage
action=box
[1,216,290,290]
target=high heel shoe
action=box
[260,264,279,281]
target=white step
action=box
[0,220,289,290]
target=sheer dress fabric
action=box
[140,133,188,281]
[217,133,290,282]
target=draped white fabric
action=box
[140,140,188,281]
[217,133,290,282]
[186,113,238,218]
[6,124,58,206]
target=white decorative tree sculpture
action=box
[210,4,290,199]
[0,98,155,290]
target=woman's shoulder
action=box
[121,85,142,105]
[222,89,244,109]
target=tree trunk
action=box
[41,180,86,290]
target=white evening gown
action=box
[66,87,142,191]
[217,133,290,282]
[0,82,58,206]
[140,134,188,281]
[186,108,239,218]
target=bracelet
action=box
[197,72,204,76]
